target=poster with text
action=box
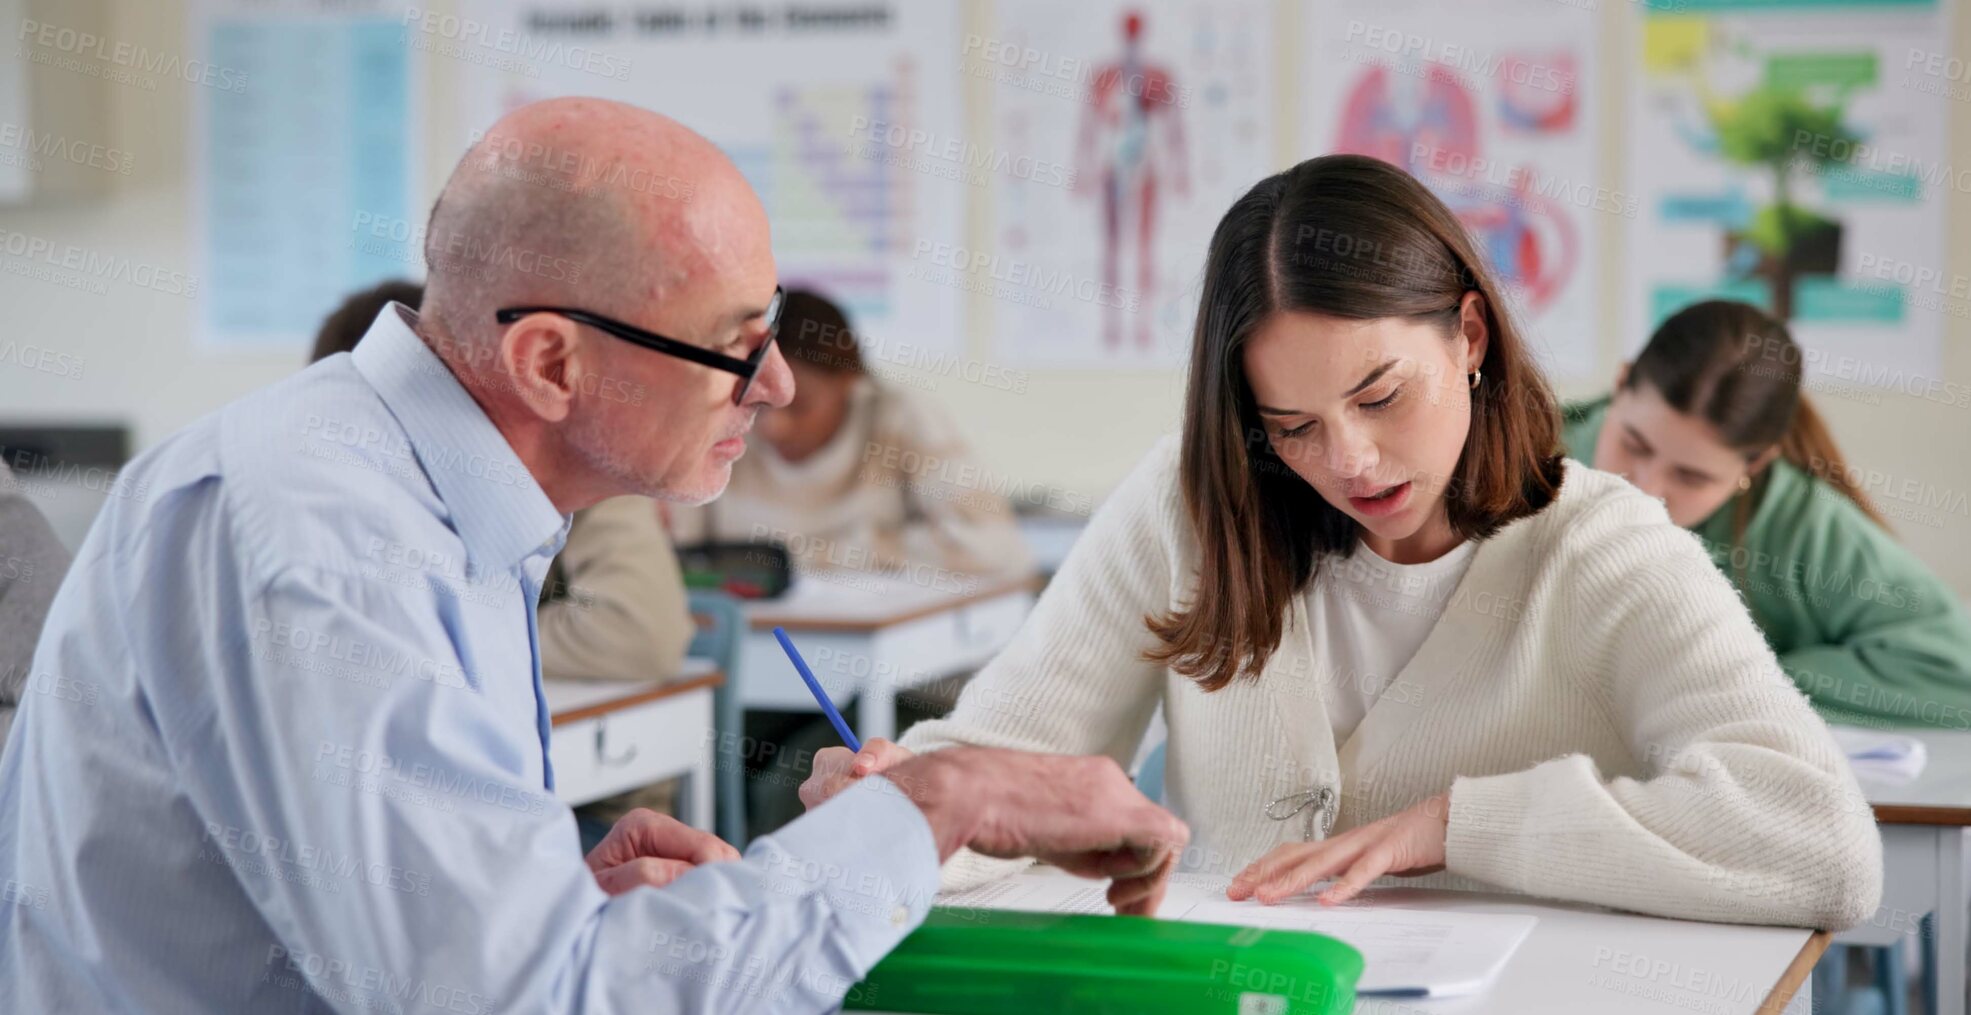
[193,0,421,349]
[0,0,30,203]
[1626,0,1952,387]
[1304,0,1605,381]
[451,1,966,354]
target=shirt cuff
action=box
[745,775,942,969]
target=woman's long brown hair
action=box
[1145,154,1565,692]
[1626,300,1889,543]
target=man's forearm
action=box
[884,750,988,861]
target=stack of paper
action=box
[939,868,1536,999]
[1830,726,1929,783]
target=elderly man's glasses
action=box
[495,286,784,405]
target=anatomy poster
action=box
[452,1,966,354]
[984,0,1276,368]
[1626,0,1950,382]
[1304,0,1604,381]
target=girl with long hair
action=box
[1565,300,1971,730]
[804,155,1881,929]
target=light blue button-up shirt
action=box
[0,305,939,1014]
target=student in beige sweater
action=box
[801,155,1882,930]
[668,289,1032,589]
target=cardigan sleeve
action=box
[900,436,1181,889]
[1443,495,1883,930]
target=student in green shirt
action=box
[1564,299,1971,730]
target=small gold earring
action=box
[1738,475,1753,492]
[1468,369,1481,390]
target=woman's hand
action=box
[798,737,915,810]
[1228,792,1451,906]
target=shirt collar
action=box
[350,303,569,571]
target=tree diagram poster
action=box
[1303,0,1604,381]
[1625,0,1950,383]
[453,1,966,354]
[983,0,1276,368]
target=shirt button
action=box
[890,905,909,927]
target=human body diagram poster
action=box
[981,0,1277,368]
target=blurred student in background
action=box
[313,281,697,843]
[1564,300,1971,730]
[668,288,1032,587]
[0,464,70,752]
[669,288,1034,833]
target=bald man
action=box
[0,99,1186,1014]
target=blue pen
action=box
[773,626,861,752]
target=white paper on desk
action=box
[939,868,1536,998]
[1830,725,1928,783]
[1175,898,1535,997]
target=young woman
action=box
[801,155,1881,929]
[667,288,1032,586]
[1565,300,1971,731]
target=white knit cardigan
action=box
[902,435,1884,929]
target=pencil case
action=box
[843,907,1362,1014]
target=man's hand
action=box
[1226,792,1450,906]
[798,738,915,811]
[583,808,741,896]
[884,748,1190,916]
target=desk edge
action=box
[746,575,1042,632]
[548,672,724,727]
[1755,929,1828,1015]
[1872,803,1971,826]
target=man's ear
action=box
[1458,290,1490,375]
[1614,361,1632,390]
[497,314,582,423]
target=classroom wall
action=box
[2,0,1967,595]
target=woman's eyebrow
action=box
[1255,358,1399,415]
[1343,359,1399,397]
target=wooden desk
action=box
[544,658,723,830]
[1842,728,1971,1015]
[736,573,1038,742]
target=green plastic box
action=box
[844,907,1363,1015]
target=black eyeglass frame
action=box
[495,286,784,404]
